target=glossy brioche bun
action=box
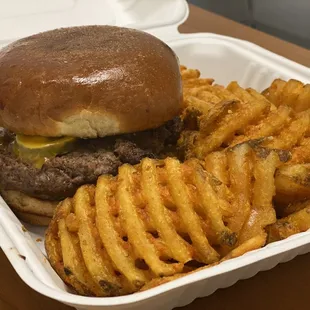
[0,26,182,138]
[1,190,58,226]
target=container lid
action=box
[0,0,189,44]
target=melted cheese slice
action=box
[14,135,77,169]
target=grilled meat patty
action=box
[0,117,182,200]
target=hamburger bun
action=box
[0,26,182,138]
[13,210,52,226]
[0,189,58,225]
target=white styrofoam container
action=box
[0,1,310,309]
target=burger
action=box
[0,25,183,225]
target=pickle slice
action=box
[14,135,77,169]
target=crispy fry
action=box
[296,84,310,112]
[263,111,310,150]
[73,185,125,295]
[181,68,201,80]
[262,79,287,106]
[268,201,310,243]
[227,81,254,103]
[274,164,310,206]
[187,159,236,247]
[290,137,310,164]
[238,151,279,244]
[141,158,192,263]
[58,199,104,296]
[203,151,234,216]
[226,143,252,234]
[264,79,310,112]
[184,96,213,113]
[222,234,267,261]
[191,97,269,158]
[97,176,149,290]
[180,81,271,159]
[199,100,238,134]
[204,151,228,185]
[140,234,266,292]
[230,105,292,146]
[183,85,218,99]
[165,158,220,263]
[183,78,214,89]
[281,200,310,217]
[45,200,93,296]
[180,72,310,161]
[203,84,240,102]
[47,157,240,296]
[118,164,183,277]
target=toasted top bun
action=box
[0,26,182,138]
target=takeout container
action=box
[0,1,310,309]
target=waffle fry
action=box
[262,110,310,150]
[179,77,271,159]
[180,68,310,160]
[280,200,310,218]
[290,137,310,164]
[226,143,253,235]
[267,200,310,243]
[230,105,293,146]
[140,233,267,292]
[274,164,310,206]
[237,150,279,244]
[46,157,240,296]
[263,79,310,112]
[204,143,287,245]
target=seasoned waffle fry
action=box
[187,97,268,158]
[274,164,310,206]
[96,176,148,291]
[47,157,243,296]
[262,79,286,105]
[58,198,107,296]
[290,137,310,164]
[180,70,310,161]
[183,78,214,89]
[227,82,255,103]
[226,143,252,234]
[230,105,293,146]
[179,80,271,159]
[186,159,236,247]
[280,200,310,218]
[45,200,94,296]
[204,151,228,185]
[73,186,127,294]
[238,151,279,244]
[164,158,220,263]
[263,111,310,150]
[140,234,266,292]
[263,79,310,112]
[141,159,192,263]
[203,152,234,219]
[222,234,267,261]
[181,68,201,80]
[204,142,287,244]
[199,100,239,134]
[267,201,310,243]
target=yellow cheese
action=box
[14,135,77,169]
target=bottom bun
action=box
[13,210,52,226]
[0,189,59,226]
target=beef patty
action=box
[0,118,182,201]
